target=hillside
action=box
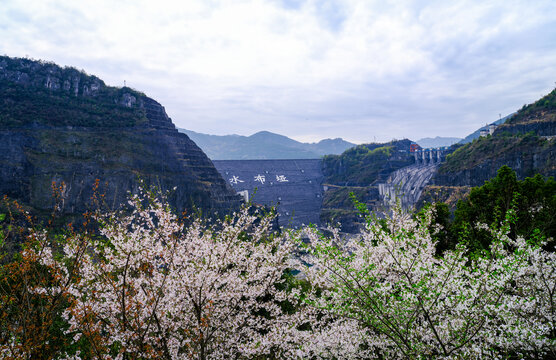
[179,128,355,160]
[322,139,414,186]
[0,56,240,217]
[320,139,415,231]
[433,89,556,187]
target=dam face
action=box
[213,151,442,229]
[212,159,324,228]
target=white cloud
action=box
[1,0,556,143]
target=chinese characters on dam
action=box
[230,174,290,185]
[213,159,324,228]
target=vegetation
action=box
[452,166,556,253]
[421,166,556,255]
[320,186,370,216]
[417,185,471,210]
[1,178,555,359]
[320,139,414,228]
[441,131,552,172]
[2,56,555,359]
[301,202,556,359]
[1,189,305,360]
[322,139,414,186]
[0,55,148,128]
[0,81,147,128]
[319,186,370,230]
[510,88,556,124]
[440,88,556,176]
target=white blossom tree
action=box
[44,189,306,360]
[298,205,555,359]
[6,188,556,359]
[484,233,556,358]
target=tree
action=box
[298,203,555,359]
[3,182,556,359]
[417,202,452,255]
[41,189,304,360]
[0,196,78,360]
[453,165,556,253]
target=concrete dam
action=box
[213,159,324,228]
[213,147,446,229]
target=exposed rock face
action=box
[432,144,556,187]
[0,57,101,97]
[0,56,240,215]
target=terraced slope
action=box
[0,56,240,216]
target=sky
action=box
[1,0,556,144]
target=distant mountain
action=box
[458,113,514,144]
[416,137,462,148]
[178,129,355,160]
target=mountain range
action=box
[178,129,355,160]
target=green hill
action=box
[320,139,414,231]
[433,88,556,187]
[322,139,414,186]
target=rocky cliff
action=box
[0,56,240,216]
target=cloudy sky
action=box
[1,0,555,143]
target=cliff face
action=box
[495,90,556,137]
[0,56,240,215]
[432,138,555,187]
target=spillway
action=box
[378,164,438,209]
